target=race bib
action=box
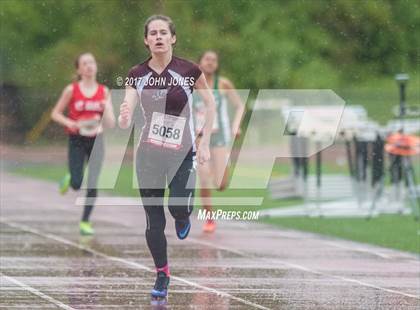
[78,118,101,137]
[147,112,186,149]
[195,108,219,134]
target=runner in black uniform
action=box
[118,15,216,300]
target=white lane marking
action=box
[0,220,270,310]
[323,240,391,259]
[254,223,417,261]
[186,236,420,300]
[188,237,250,256]
[93,214,420,300]
[0,273,75,310]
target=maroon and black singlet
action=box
[127,56,202,268]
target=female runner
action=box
[51,52,115,235]
[118,15,216,299]
[193,50,245,232]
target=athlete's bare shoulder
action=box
[103,85,110,95]
[219,76,235,89]
[63,83,74,95]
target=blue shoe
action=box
[175,218,191,240]
[151,271,170,298]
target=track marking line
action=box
[255,223,418,261]
[0,273,76,310]
[0,219,270,310]
[96,215,420,300]
[187,236,420,300]
[322,240,392,259]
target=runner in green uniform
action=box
[193,50,245,233]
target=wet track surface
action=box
[1,173,419,309]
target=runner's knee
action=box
[144,206,166,232]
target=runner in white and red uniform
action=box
[118,15,216,301]
[51,52,115,236]
[66,82,106,136]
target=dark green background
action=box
[1,0,419,130]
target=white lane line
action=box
[322,240,394,259]
[255,224,417,262]
[188,237,246,256]
[0,220,270,310]
[187,236,420,300]
[95,215,420,300]
[0,273,75,310]
[253,221,419,262]
[323,240,420,264]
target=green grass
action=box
[12,163,140,197]
[263,215,420,254]
[13,164,68,182]
[10,161,420,253]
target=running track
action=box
[1,173,419,309]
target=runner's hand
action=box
[119,102,131,129]
[66,120,80,131]
[198,141,210,164]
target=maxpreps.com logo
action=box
[152,89,168,102]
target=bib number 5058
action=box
[147,112,186,149]
[152,124,181,140]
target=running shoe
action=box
[175,218,191,240]
[151,271,170,298]
[59,173,71,195]
[79,221,94,236]
[203,219,216,233]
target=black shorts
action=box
[135,145,196,209]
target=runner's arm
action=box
[194,73,216,164]
[194,73,216,145]
[50,84,78,130]
[118,86,138,129]
[102,87,116,128]
[221,78,245,138]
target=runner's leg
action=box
[68,135,86,190]
[142,194,167,268]
[211,146,229,191]
[82,134,104,222]
[168,158,196,221]
[136,148,168,268]
[198,159,213,213]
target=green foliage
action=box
[1,0,419,128]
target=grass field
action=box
[264,216,419,254]
[10,160,420,253]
